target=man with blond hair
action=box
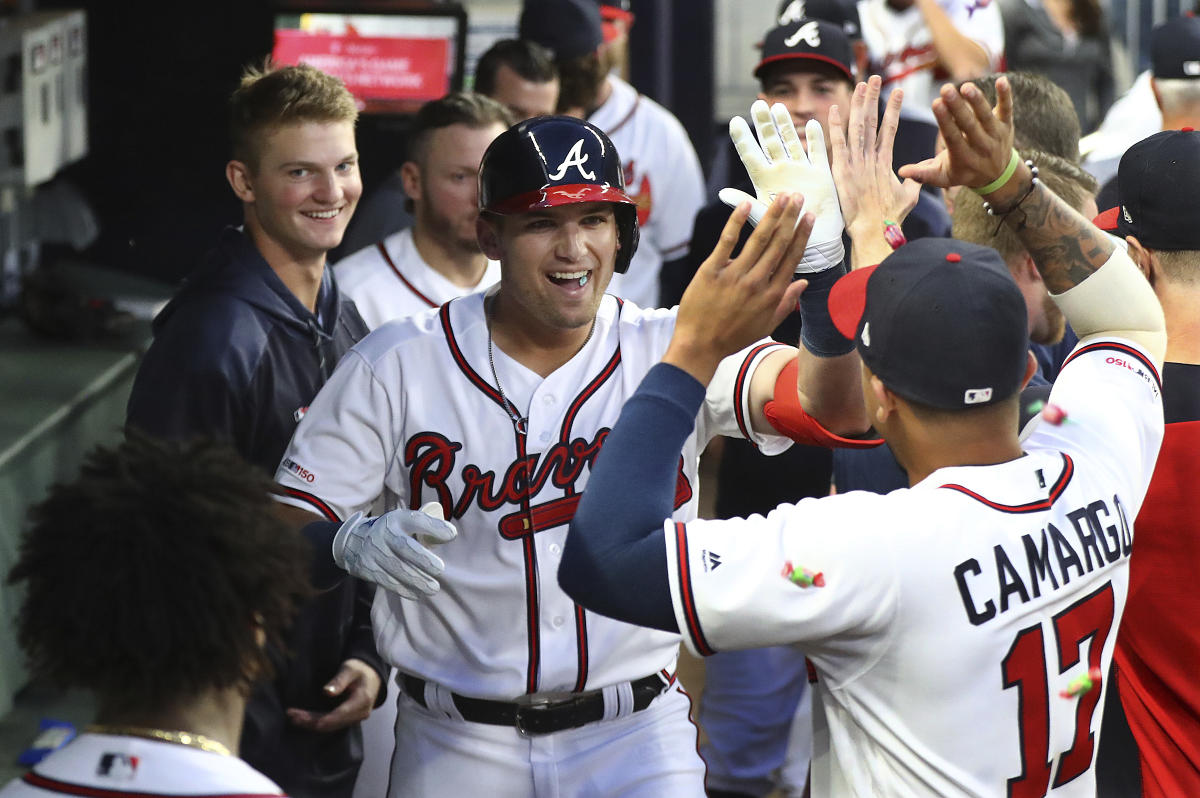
[127,62,384,798]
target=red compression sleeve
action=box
[763,360,883,449]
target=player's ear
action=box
[476,214,504,260]
[1124,236,1157,285]
[227,160,255,202]
[869,375,895,423]
[1020,351,1038,391]
[400,160,422,203]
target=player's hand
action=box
[828,76,921,248]
[719,100,845,273]
[285,658,383,733]
[665,194,811,384]
[898,76,1015,191]
[332,502,456,599]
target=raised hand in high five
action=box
[828,76,921,268]
[719,100,844,273]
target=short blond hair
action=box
[229,61,358,168]
[952,151,1098,264]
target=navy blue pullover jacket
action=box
[127,226,383,798]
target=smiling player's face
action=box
[232,121,361,268]
[759,63,853,153]
[479,202,618,336]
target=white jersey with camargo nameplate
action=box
[665,337,1163,797]
[275,290,790,699]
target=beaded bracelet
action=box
[983,161,1039,234]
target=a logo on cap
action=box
[964,387,993,404]
[548,139,597,181]
[779,0,805,24]
[1185,60,1200,76]
[1122,206,1133,224]
[861,321,871,347]
[784,20,822,48]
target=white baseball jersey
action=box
[333,228,500,329]
[665,337,1163,797]
[275,290,790,699]
[858,0,1004,124]
[589,76,706,309]
[0,734,283,796]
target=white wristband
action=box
[797,236,846,274]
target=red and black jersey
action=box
[1114,362,1200,798]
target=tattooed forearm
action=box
[1003,182,1114,295]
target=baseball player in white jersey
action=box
[560,76,1166,797]
[5,735,284,798]
[858,0,1003,125]
[272,111,872,796]
[1,435,311,798]
[334,93,514,798]
[335,94,512,329]
[518,0,706,309]
[590,72,707,308]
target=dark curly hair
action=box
[7,433,312,711]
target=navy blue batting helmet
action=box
[478,115,640,273]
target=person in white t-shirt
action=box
[859,0,1003,168]
[1,435,311,797]
[334,94,513,329]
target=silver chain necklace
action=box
[485,295,594,436]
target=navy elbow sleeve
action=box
[562,363,706,631]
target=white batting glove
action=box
[719,100,845,273]
[332,502,456,600]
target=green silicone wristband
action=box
[971,149,1020,195]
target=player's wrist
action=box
[662,335,724,386]
[846,217,891,253]
[970,148,1021,196]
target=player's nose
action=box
[312,170,343,203]
[555,224,586,261]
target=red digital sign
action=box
[274,29,451,110]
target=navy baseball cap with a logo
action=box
[520,0,603,60]
[828,239,1029,410]
[755,18,855,82]
[1151,14,1200,79]
[1093,129,1200,251]
[777,0,862,40]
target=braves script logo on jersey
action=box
[876,44,938,85]
[547,139,597,181]
[784,20,822,48]
[405,428,691,536]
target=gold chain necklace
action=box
[85,724,232,757]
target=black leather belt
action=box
[400,673,670,736]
